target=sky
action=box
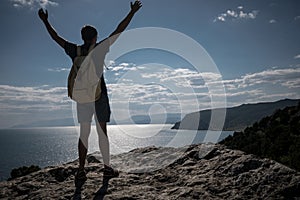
[0,0,300,128]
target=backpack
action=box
[67,44,102,103]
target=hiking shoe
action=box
[103,166,119,178]
[75,169,87,182]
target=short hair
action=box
[81,25,98,42]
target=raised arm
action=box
[108,1,142,45]
[38,9,66,49]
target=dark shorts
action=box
[77,94,111,123]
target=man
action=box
[38,1,142,182]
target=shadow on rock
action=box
[72,178,86,200]
[93,177,110,200]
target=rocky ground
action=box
[0,144,299,199]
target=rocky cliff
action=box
[0,144,299,199]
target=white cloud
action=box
[236,68,300,88]
[269,19,277,24]
[110,63,136,71]
[227,10,238,18]
[220,68,300,107]
[0,84,73,127]
[294,54,300,59]
[215,13,227,22]
[239,10,258,19]
[11,0,58,9]
[48,67,69,72]
[1,65,300,128]
[295,16,300,21]
[109,63,300,116]
[108,65,224,119]
[214,7,258,22]
[208,67,300,104]
[0,85,70,112]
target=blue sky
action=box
[0,0,300,128]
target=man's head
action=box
[81,25,98,44]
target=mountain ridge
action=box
[172,98,300,131]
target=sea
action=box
[0,124,233,181]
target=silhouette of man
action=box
[38,1,142,182]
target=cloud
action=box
[1,65,300,128]
[0,84,73,128]
[219,68,300,106]
[282,79,300,89]
[107,65,225,119]
[269,19,277,24]
[235,68,300,88]
[214,6,258,22]
[295,16,300,21]
[109,62,300,114]
[110,63,137,72]
[47,67,69,72]
[294,54,300,59]
[227,10,238,18]
[0,85,70,112]
[11,0,58,9]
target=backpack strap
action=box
[88,44,95,53]
[76,46,81,57]
[76,44,95,57]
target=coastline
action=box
[0,126,233,181]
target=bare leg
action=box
[96,120,119,178]
[78,122,91,170]
[95,121,110,167]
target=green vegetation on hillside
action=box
[220,102,300,171]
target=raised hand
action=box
[130,0,142,13]
[38,8,48,22]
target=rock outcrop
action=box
[0,144,299,199]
